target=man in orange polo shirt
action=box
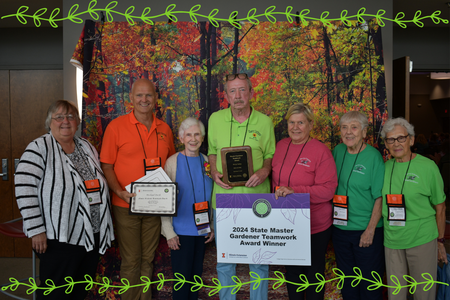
[101,78,175,300]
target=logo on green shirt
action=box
[405,173,419,184]
[353,164,366,175]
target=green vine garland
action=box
[1,268,448,296]
[1,1,449,28]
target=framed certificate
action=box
[220,146,254,187]
[129,182,177,216]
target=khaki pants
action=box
[385,239,437,300]
[113,206,161,300]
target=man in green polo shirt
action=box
[208,73,275,300]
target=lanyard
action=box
[337,142,364,196]
[184,153,206,204]
[229,108,252,147]
[389,152,412,195]
[73,141,96,179]
[277,137,309,188]
[136,124,159,159]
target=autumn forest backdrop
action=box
[71,19,388,299]
[72,19,387,154]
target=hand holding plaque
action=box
[220,146,254,187]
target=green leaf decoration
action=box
[285,6,293,23]
[422,273,436,291]
[49,8,60,28]
[357,7,366,23]
[228,11,241,29]
[125,6,135,25]
[33,8,47,27]
[87,0,99,20]
[375,9,386,27]
[0,265,449,296]
[367,271,383,291]
[141,7,153,25]
[189,4,201,23]
[141,276,151,293]
[15,6,29,24]
[174,273,186,291]
[26,277,38,295]
[332,268,345,289]
[84,275,94,291]
[191,275,204,292]
[265,6,277,23]
[413,10,424,27]
[315,273,326,292]
[247,8,259,25]
[157,273,165,291]
[1,3,447,29]
[64,276,75,295]
[209,277,221,296]
[272,271,285,290]
[105,1,118,22]
[320,11,331,27]
[231,275,242,294]
[165,4,178,22]
[43,279,56,296]
[340,10,351,26]
[98,276,111,294]
[403,274,417,294]
[351,267,363,287]
[390,275,402,295]
[298,9,310,26]
[249,271,262,290]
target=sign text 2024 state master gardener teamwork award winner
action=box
[216,193,310,265]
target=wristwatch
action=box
[437,237,446,244]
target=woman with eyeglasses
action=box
[271,103,337,300]
[15,100,114,300]
[381,117,447,300]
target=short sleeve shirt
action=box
[382,154,446,249]
[100,111,175,207]
[333,143,385,231]
[207,107,276,208]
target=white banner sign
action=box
[216,193,311,266]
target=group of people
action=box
[14,73,446,300]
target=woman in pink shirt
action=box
[272,103,337,300]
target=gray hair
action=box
[339,111,369,130]
[178,117,205,139]
[45,100,80,131]
[224,77,253,94]
[381,117,415,138]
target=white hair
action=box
[178,117,205,139]
[339,111,369,130]
[381,117,415,138]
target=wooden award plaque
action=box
[220,146,254,187]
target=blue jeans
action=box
[214,209,269,300]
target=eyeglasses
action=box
[385,135,409,144]
[225,73,249,81]
[52,114,76,122]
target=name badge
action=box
[386,194,406,226]
[84,179,102,205]
[144,157,161,175]
[333,195,348,226]
[193,201,211,235]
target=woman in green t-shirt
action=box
[332,111,385,300]
[381,117,447,300]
